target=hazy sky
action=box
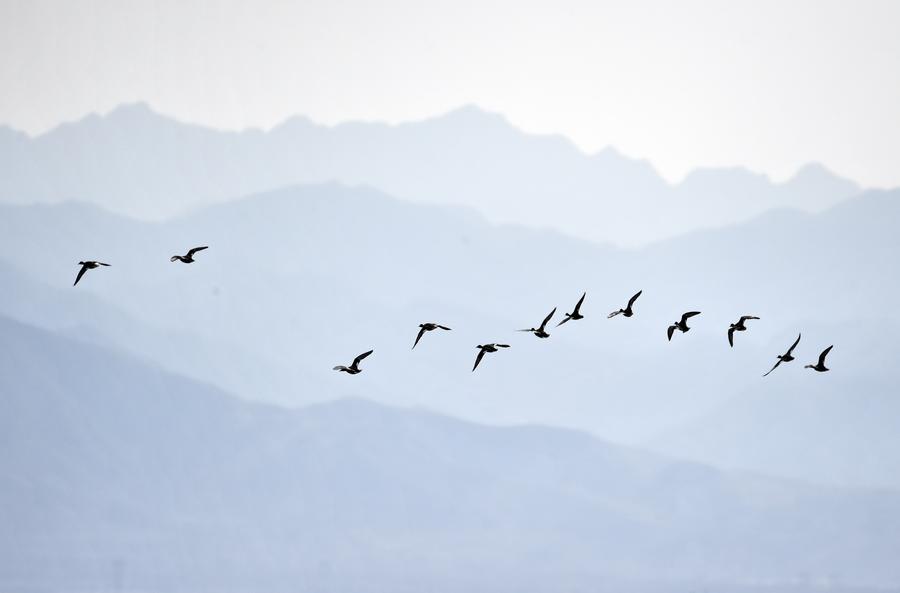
[1,0,898,187]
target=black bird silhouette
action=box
[73,261,110,286]
[763,333,801,377]
[171,245,208,263]
[519,307,556,338]
[728,315,760,347]
[667,311,701,341]
[333,349,373,374]
[412,323,451,349]
[557,292,586,326]
[473,343,510,372]
[608,290,642,318]
[805,345,833,373]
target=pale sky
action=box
[1,0,898,186]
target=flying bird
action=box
[412,323,451,349]
[333,349,373,375]
[763,333,801,377]
[73,261,110,286]
[608,290,642,318]
[519,307,556,338]
[171,245,209,263]
[805,345,833,373]
[472,343,510,372]
[728,315,760,347]
[557,292,586,326]
[667,311,701,341]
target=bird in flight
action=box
[805,345,833,373]
[519,307,556,338]
[171,246,209,263]
[333,349,373,374]
[763,333,801,377]
[473,343,510,372]
[73,261,110,286]
[667,311,701,341]
[608,290,642,318]
[557,292,586,326]
[412,323,451,349]
[728,315,760,347]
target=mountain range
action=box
[3,314,900,592]
[0,103,862,246]
[1,183,898,490]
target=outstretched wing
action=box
[436,325,451,331]
[496,344,510,348]
[573,292,586,313]
[187,246,209,257]
[539,307,557,331]
[353,349,374,367]
[786,333,802,355]
[472,349,486,372]
[667,325,676,341]
[607,309,623,319]
[681,311,701,323]
[728,326,735,348]
[97,262,110,267]
[740,315,759,323]
[628,290,642,308]
[818,345,833,366]
[170,255,181,262]
[73,265,88,286]
[557,315,571,327]
[763,359,782,377]
[332,365,347,372]
[412,327,427,349]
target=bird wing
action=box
[556,316,571,327]
[628,290,642,308]
[607,310,623,318]
[496,344,510,348]
[472,349,486,372]
[353,349,374,366]
[73,265,88,286]
[667,325,676,341]
[740,315,760,323]
[763,359,782,377]
[681,311,701,322]
[818,345,833,366]
[332,365,347,372]
[728,327,735,348]
[412,327,427,349]
[436,325,451,331]
[97,262,110,266]
[573,292,586,313]
[187,246,209,257]
[170,255,181,262]
[539,307,556,330]
[786,333,802,355]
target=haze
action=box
[2,0,900,188]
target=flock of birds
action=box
[73,251,834,378]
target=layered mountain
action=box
[2,315,900,592]
[1,185,897,488]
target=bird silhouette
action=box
[171,246,208,263]
[557,292,586,326]
[667,311,701,341]
[728,315,760,347]
[519,307,556,338]
[763,333,801,377]
[412,323,451,349]
[73,261,110,286]
[805,345,833,372]
[473,343,510,372]
[333,349,373,374]
[608,290,642,318]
